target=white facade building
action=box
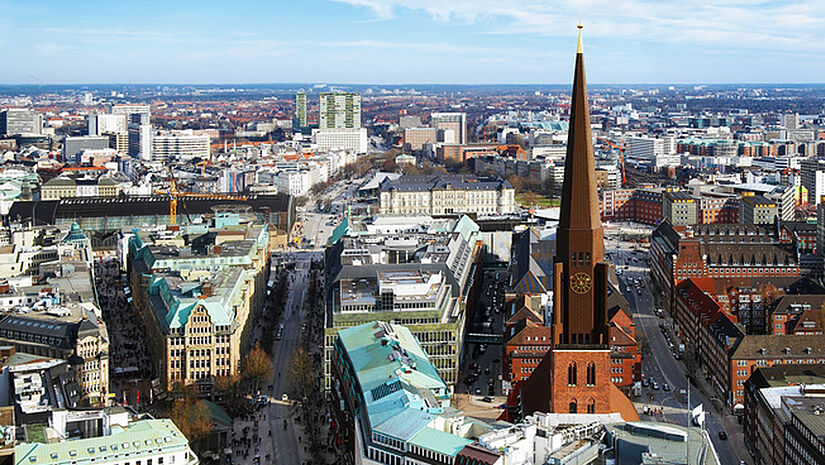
[88,114,127,136]
[142,128,210,162]
[312,128,368,153]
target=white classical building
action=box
[378,175,516,216]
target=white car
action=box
[282,393,289,402]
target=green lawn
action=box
[515,193,560,207]
[25,424,47,443]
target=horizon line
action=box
[2,82,825,88]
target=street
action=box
[607,234,743,465]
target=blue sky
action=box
[0,0,823,84]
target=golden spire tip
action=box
[576,23,583,53]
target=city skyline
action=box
[1,0,824,85]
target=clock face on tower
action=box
[570,272,592,294]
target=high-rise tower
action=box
[520,26,621,418]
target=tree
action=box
[523,191,539,208]
[243,343,272,392]
[289,346,315,401]
[509,175,526,193]
[170,399,212,446]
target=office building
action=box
[295,91,307,128]
[63,135,110,163]
[740,193,778,224]
[127,217,270,391]
[312,127,367,153]
[432,112,467,145]
[108,131,129,154]
[113,105,151,158]
[88,114,127,136]
[111,104,150,124]
[519,31,636,420]
[15,419,199,465]
[331,321,481,465]
[0,108,39,136]
[800,158,825,205]
[141,128,210,162]
[403,127,437,153]
[319,92,361,129]
[744,365,825,465]
[324,215,482,389]
[627,136,669,160]
[650,222,799,307]
[783,113,799,130]
[378,175,516,216]
[663,191,698,226]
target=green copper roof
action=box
[14,419,193,465]
[408,427,472,457]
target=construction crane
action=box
[597,136,627,187]
[195,159,214,179]
[154,176,248,226]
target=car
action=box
[642,379,650,387]
[652,382,660,390]
[718,431,727,440]
[673,352,681,360]
[484,367,491,374]
[481,396,493,403]
[474,387,482,395]
[282,393,289,401]
[663,383,671,392]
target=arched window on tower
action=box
[569,399,578,414]
[568,362,577,386]
[587,398,595,414]
[586,361,596,386]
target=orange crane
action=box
[154,177,248,226]
[195,159,214,179]
[597,136,627,187]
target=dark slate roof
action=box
[6,194,292,225]
[701,244,796,266]
[379,174,512,192]
[0,315,77,350]
[692,223,777,243]
[770,295,825,316]
[652,220,681,254]
[782,221,818,235]
[747,364,825,389]
[731,334,825,360]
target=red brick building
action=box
[608,304,641,386]
[599,188,663,225]
[674,278,825,408]
[650,222,800,309]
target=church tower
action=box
[518,26,615,417]
[547,25,612,415]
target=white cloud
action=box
[321,39,564,59]
[331,0,825,52]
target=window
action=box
[569,400,577,413]
[568,362,577,386]
[587,398,595,414]
[586,362,596,386]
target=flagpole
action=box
[687,386,690,464]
